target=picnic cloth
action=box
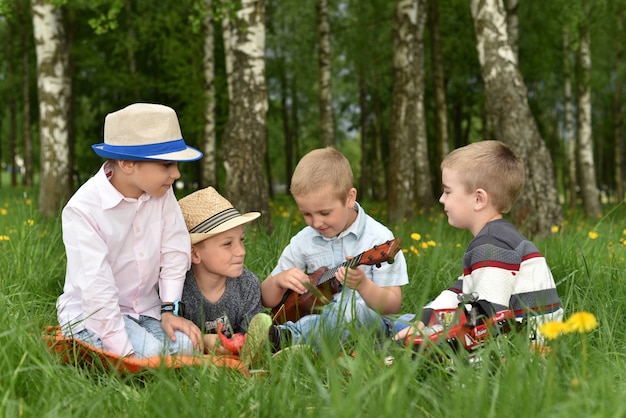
[42,325,247,375]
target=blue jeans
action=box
[278,289,391,351]
[73,315,194,359]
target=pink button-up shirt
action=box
[57,162,191,356]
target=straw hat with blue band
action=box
[92,103,203,162]
[178,187,261,245]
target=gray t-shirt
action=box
[181,269,262,337]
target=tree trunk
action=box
[279,53,295,195]
[428,0,450,176]
[413,0,434,210]
[358,72,370,197]
[615,4,625,203]
[316,0,335,147]
[387,0,418,223]
[18,0,33,188]
[7,17,17,188]
[124,0,138,97]
[576,4,602,217]
[221,0,272,232]
[505,0,518,61]
[371,79,386,201]
[563,26,577,207]
[32,0,72,217]
[201,0,217,188]
[222,1,234,100]
[471,0,562,238]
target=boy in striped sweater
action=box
[395,140,563,343]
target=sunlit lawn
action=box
[1,183,626,417]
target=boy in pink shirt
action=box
[57,103,203,359]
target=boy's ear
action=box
[190,244,202,264]
[346,187,357,206]
[474,188,489,210]
[117,160,137,174]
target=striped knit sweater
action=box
[422,219,563,328]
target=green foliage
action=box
[2,183,626,417]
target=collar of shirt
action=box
[313,202,364,245]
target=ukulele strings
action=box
[317,254,364,286]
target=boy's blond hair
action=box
[441,140,525,214]
[290,147,354,201]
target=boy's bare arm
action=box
[336,265,402,314]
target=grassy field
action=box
[1,185,625,418]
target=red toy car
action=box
[404,293,517,363]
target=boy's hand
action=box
[336,261,368,290]
[275,268,311,295]
[161,313,203,352]
[394,321,425,341]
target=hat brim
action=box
[92,144,203,162]
[190,212,261,244]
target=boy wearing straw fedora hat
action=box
[57,103,204,359]
[178,187,272,369]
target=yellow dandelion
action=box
[420,242,429,250]
[565,311,598,333]
[25,198,32,205]
[538,321,567,340]
[588,231,599,240]
[455,243,462,248]
[26,219,34,227]
[0,208,7,215]
[0,235,10,241]
[623,229,626,235]
[551,225,559,233]
[410,245,419,256]
[410,233,421,241]
[427,240,436,247]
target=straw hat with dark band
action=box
[178,187,260,244]
[92,103,203,162]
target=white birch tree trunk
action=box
[316,0,335,146]
[505,0,518,61]
[471,0,562,238]
[428,0,450,169]
[32,0,72,217]
[202,0,217,187]
[387,0,417,223]
[576,8,602,217]
[221,0,272,231]
[563,27,577,207]
[222,1,234,100]
[413,0,434,210]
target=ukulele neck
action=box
[317,254,364,285]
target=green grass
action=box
[1,186,626,417]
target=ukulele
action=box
[270,238,402,324]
